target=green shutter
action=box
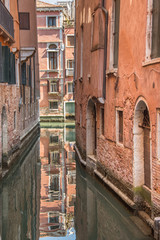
[66,102,75,114]
[151,0,160,58]
[9,53,16,84]
[21,62,26,85]
[113,0,120,68]
[2,46,10,83]
[0,43,2,83]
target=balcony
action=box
[66,69,74,77]
[0,1,14,43]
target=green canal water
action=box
[0,123,154,240]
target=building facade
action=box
[75,0,160,234]
[0,0,39,176]
[37,0,75,122]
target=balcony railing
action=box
[0,1,14,41]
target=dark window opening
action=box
[100,108,104,135]
[49,52,57,69]
[19,13,30,30]
[118,110,123,143]
[49,101,58,110]
[113,0,120,68]
[67,36,74,46]
[151,0,160,58]
[48,17,56,27]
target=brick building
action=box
[0,0,39,176]
[37,0,75,122]
[75,0,160,233]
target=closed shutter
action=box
[29,64,31,86]
[21,62,26,85]
[9,52,16,84]
[2,46,10,83]
[151,0,160,58]
[47,80,49,92]
[0,43,2,83]
[113,0,120,68]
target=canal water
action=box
[0,123,154,240]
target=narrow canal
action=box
[0,123,154,240]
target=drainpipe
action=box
[102,7,108,100]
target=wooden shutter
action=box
[9,52,16,84]
[21,62,26,85]
[19,13,30,30]
[113,0,120,68]
[0,43,2,83]
[2,46,9,83]
[151,0,160,58]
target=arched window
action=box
[48,44,58,70]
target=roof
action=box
[36,0,62,8]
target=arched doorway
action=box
[1,106,8,166]
[133,99,151,189]
[86,99,97,157]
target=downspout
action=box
[102,7,108,100]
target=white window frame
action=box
[66,34,74,47]
[47,43,59,70]
[66,59,74,69]
[49,101,58,110]
[68,82,73,93]
[46,16,58,28]
[109,0,116,71]
[145,0,153,61]
[50,81,58,93]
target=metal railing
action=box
[0,1,14,38]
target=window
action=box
[68,82,73,93]
[151,0,160,58]
[48,17,56,27]
[21,62,26,85]
[50,135,59,143]
[113,0,120,68]
[49,101,58,110]
[19,13,30,30]
[51,152,60,165]
[50,81,58,93]
[67,35,74,47]
[50,175,59,192]
[109,0,120,69]
[100,108,104,135]
[0,45,16,84]
[48,44,58,70]
[67,59,74,69]
[49,52,57,70]
[14,111,16,130]
[116,110,123,144]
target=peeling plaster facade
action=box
[75,0,160,228]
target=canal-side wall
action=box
[0,0,40,177]
[75,0,160,236]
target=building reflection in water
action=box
[75,159,153,240]
[0,139,40,240]
[39,124,76,239]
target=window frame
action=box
[68,82,73,93]
[66,59,74,69]
[66,35,74,47]
[50,81,58,93]
[49,101,58,110]
[116,108,124,146]
[46,16,58,28]
[47,43,59,70]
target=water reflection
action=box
[75,159,153,240]
[0,138,40,240]
[39,124,76,239]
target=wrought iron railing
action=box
[0,1,14,39]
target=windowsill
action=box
[45,69,59,73]
[49,109,59,111]
[66,46,74,48]
[106,68,118,76]
[142,58,160,67]
[48,92,59,95]
[116,141,124,148]
[38,27,62,30]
